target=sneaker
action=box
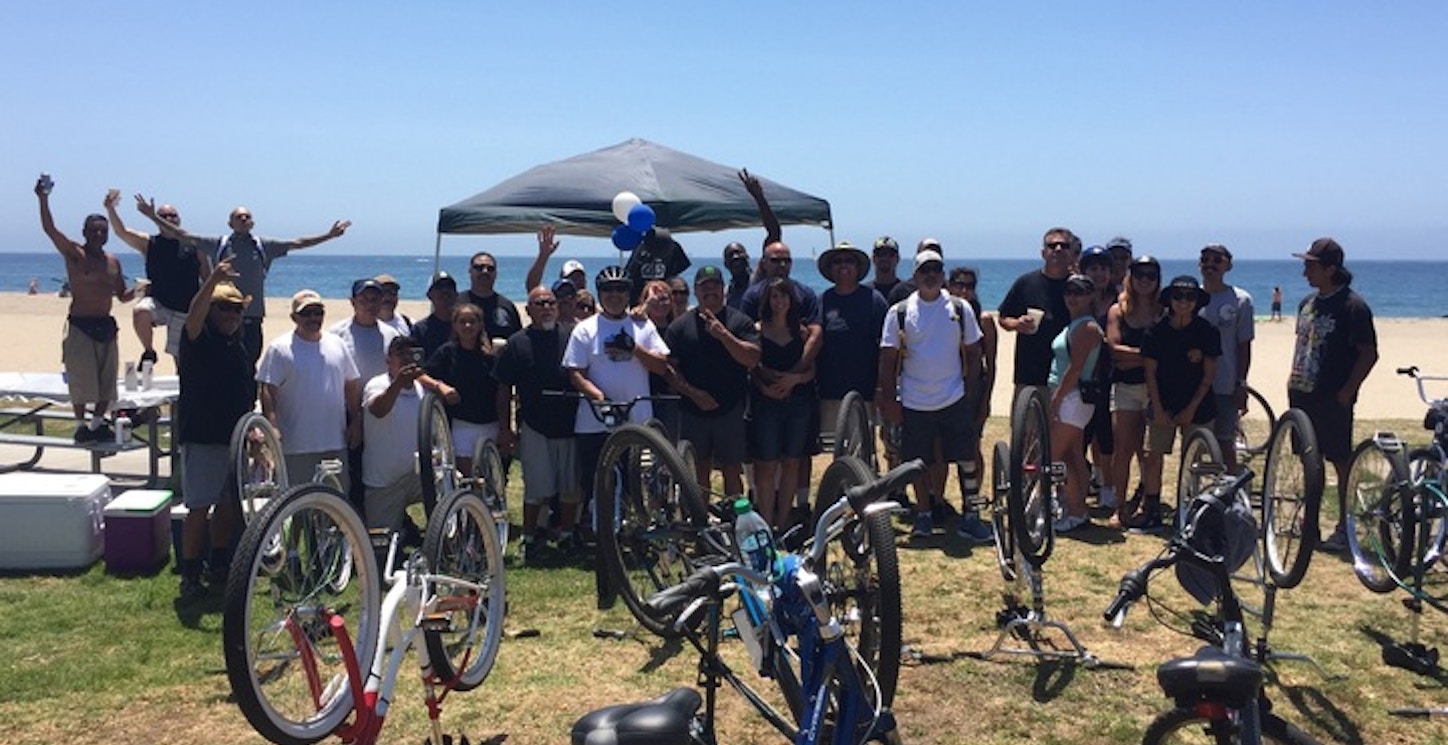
[1098,486,1119,510]
[1319,524,1349,554]
[139,349,158,367]
[73,425,95,443]
[178,575,207,600]
[956,513,994,544]
[1053,514,1089,533]
[931,499,958,528]
[910,512,933,538]
[92,424,116,444]
[1126,505,1165,535]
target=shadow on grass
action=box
[173,591,224,628]
[1271,672,1363,745]
[1032,658,1078,702]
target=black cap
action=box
[427,272,456,292]
[351,278,382,296]
[694,265,725,284]
[1293,237,1345,267]
[873,236,899,254]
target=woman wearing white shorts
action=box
[1047,274,1104,533]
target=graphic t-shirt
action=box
[1288,287,1376,399]
[562,314,669,434]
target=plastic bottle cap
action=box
[733,498,753,515]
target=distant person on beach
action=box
[257,290,361,501]
[1271,286,1284,322]
[139,199,350,364]
[27,278,38,295]
[175,259,255,599]
[723,241,753,310]
[463,251,522,342]
[35,177,137,443]
[1198,243,1254,472]
[999,227,1078,406]
[410,271,459,359]
[1288,238,1378,554]
[867,236,903,299]
[524,225,587,292]
[374,273,411,335]
[105,191,203,368]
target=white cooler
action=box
[0,472,112,570]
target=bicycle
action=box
[1235,385,1277,466]
[223,482,506,745]
[1104,467,1322,745]
[831,390,877,472]
[571,459,923,745]
[416,391,512,553]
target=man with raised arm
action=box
[524,225,587,292]
[139,199,349,364]
[35,178,137,442]
[104,191,204,368]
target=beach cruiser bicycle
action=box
[223,482,506,745]
[1344,366,1448,611]
[572,458,923,745]
[1105,467,1321,745]
[418,391,512,554]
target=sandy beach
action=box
[1,291,1443,421]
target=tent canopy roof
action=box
[437,138,832,237]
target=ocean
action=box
[2,252,1442,318]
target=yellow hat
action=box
[291,289,324,314]
[211,282,244,305]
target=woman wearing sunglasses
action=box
[1047,274,1104,533]
[1104,255,1163,528]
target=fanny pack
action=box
[68,315,118,343]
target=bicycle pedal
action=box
[419,613,453,632]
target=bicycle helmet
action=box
[595,265,629,290]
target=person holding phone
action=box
[362,337,455,533]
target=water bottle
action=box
[733,498,776,577]
[114,415,132,445]
[140,360,154,390]
[124,362,138,391]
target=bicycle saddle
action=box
[1157,645,1263,709]
[570,687,701,745]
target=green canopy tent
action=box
[433,138,833,266]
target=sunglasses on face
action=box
[1170,291,1198,302]
[917,265,944,275]
[949,280,977,290]
[1045,241,1071,250]
[470,264,496,273]
[767,256,792,265]
[1131,269,1160,280]
[530,299,557,307]
[599,284,629,294]
[297,308,324,318]
[214,302,244,313]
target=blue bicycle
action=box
[572,458,924,745]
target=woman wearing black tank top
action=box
[1105,256,1162,528]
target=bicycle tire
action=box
[1140,705,1319,744]
[596,424,710,638]
[990,440,1017,583]
[1235,385,1277,464]
[422,486,507,691]
[470,437,510,550]
[230,412,289,523]
[1345,438,1414,593]
[833,390,877,471]
[1406,448,1448,571]
[1262,409,1325,588]
[814,456,903,708]
[223,483,380,745]
[1009,389,1054,567]
[1176,427,1225,533]
[417,392,457,517]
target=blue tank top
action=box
[1047,315,1101,389]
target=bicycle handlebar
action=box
[845,458,925,516]
[542,391,680,426]
[644,562,764,618]
[1397,366,1448,409]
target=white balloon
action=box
[612,191,642,223]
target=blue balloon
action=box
[626,203,656,233]
[612,224,643,251]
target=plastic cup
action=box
[1025,307,1045,326]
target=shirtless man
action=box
[36,178,137,442]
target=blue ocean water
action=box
[2,252,1441,318]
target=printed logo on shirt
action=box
[604,329,636,362]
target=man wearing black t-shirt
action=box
[999,227,1077,402]
[464,251,522,342]
[494,285,583,557]
[816,241,888,446]
[409,272,459,360]
[866,236,903,300]
[105,192,203,366]
[175,260,256,599]
[1288,238,1378,552]
[664,266,760,496]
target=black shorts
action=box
[901,396,972,465]
[1288,390,1353,465]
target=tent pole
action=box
[432,233,442,278]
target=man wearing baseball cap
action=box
[885,237,946,305]
[1288,238,1378,553]
[409,272,459,359]
[1198,243,1255,472]
[866,236,903,300]
[374,273,412,336]
[329,277,401,510]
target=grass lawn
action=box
[1,415,1445,745]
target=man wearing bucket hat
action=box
[1288,238,1378,553]
[816,241,889,454]
[1132,275,1221,532]
[175,258,255,598]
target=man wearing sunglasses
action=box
[409,272,460,360]
[464,251,523,342]
[175,259,255,599]
[1198,243,1255,472]
[104,191,202,370]
[1000,227,1079,406]
[140,200,350,365]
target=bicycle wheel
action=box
[470,437,510,550]
[1261,409,1325,588]
[1141,705,1318,744]
[1345,439,1413,593]
[423,486,507,691]
[1407,448,1448,570]
[596,424,711,638]
[814,455,903,707]
[990,440,1017,583]
[1235,385,1276,465]
[833,390,877,471]
[417,392,457,516]
[1009,389,1054,567]
[223,483,380,745]
[1176,427,1225,533]
[231,412,289,523]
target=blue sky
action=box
[4,2,1444,261]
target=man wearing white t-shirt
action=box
[329,278,400,509]
[878,250,990,543]
[361,337,455,532]
[257,290,362,501]
[563,267,671,588]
